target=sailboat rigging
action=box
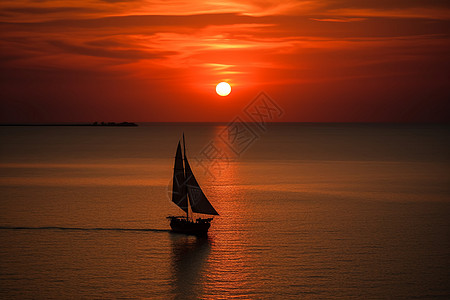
[167,134,218,235]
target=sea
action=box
[0,123,449,299]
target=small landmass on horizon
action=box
[0,122,138,127]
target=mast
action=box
[183,132,189,221]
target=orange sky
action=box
[0,0,449,122]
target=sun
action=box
[216,82,231,96]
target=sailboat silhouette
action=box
[167,134,219,235]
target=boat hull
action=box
[168,217,211,236]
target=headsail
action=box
[184,157,219,215]
[172,141,188,213]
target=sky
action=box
[0,0,449,123]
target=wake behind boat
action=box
[167,134,219,235]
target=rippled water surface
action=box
[1,124,449,299]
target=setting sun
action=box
[216,82,231,96]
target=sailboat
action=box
[167,134,219,235]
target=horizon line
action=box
[1,121,449,126]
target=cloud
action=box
[327,7,450,20]
[310,18,367,22]
[47,40,177,60]
[2,6,100,15]
[0,13,257,30]
[98,0,139,2]
[321,0,450,10]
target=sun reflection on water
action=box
[192,125,256,297]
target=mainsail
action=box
[184,157,219,215]
[171,141,188,213]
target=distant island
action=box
[0,122,138,126]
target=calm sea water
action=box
[0,123,449,299]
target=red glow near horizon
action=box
[0,1,449,123]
